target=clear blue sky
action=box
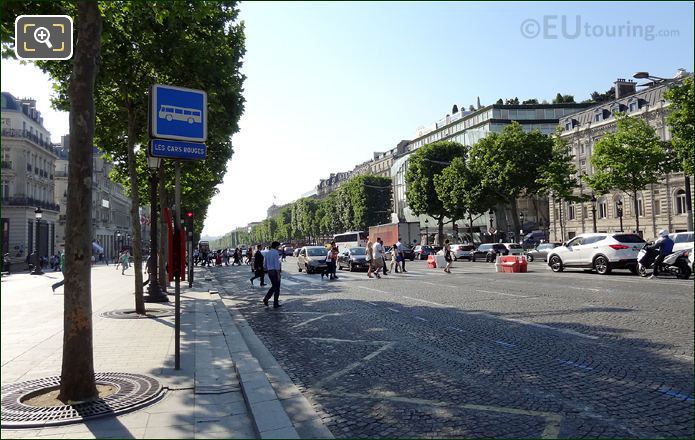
[203,1,693,236]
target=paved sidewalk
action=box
[0,265,308,439]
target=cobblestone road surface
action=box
[211,258,693,438]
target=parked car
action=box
[413,245,434,260]
[670,231,694,252]
[337,247,370,271]
[281,244,294,256]
[547,233,644,275]
[471,243,509,262]
[293,247,301,257]
[450,244,476,260]
[297,246,328,274]
[501,243,524,256]
[522,230,547,248]
[525,242,562,262]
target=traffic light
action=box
[183,211,194,232]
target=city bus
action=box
[333,231,368,249]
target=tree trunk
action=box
[633,189,640,236]
[468,212,474,243]
[685,175,693,231]
[436,217,444,246]
[59,1,102,403]
[126,106,146,314]
[558,199,565,242]
[158,164,167,291]
[510,201,520,243]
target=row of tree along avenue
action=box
[214,174,393,248]
[1,2,245,403]
[406,75,692,245]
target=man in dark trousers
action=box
[250,244,266,286]
[263,241,283,308]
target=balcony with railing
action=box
[1,196,60,211]
[1,128,57,153]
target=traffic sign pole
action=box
[174,161,182,370]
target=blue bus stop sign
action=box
[150,84,207,142]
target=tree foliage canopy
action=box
[664,76,694,176]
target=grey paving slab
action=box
[250,399,295,433]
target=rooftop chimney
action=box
[614,78,637,99]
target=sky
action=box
[1,1,693,238]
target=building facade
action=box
[392,102,592,242]
[1,92,60,266]
[552,73,693,241]
[53,138,133,260]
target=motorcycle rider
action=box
[647,229,674,279]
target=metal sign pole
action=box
[188,230,193,288]
[174,161,182,370]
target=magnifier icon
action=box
[33,26,52,49]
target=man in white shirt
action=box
[263,241,283,308]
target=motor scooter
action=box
[637,242,692,279]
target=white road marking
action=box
[387,307,400,313]
[366,301,378,306]
[356,286,390,294]
[414,316,428,322]
[292,313,341,328]
[402,296,448,307]
[313,342,395,388]
[476,289,528,298]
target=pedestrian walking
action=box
[443,239,453,273]
[120,251,129,275]
[396,237,407,273]
[246,247,253,265]
[372,237,384,278]
[322,242,339,280]
[51,250,65,292]
[377,238,388,275]
[280,247,287,262]
[250,244,266,286]
[366,239,375,278]
[390,243,400,274]
[262,241,283,308]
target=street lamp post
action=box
[424,218,429,245]
[488,210,494,243]
[519,212,525,242]
[116,230,121,253]
[145,156,167,303]
[616,199,624,232]
[590,195,598,233]
[32,207,43,275]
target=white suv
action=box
[501,243,524,256]
[547,233,645,275]
[670,231,694,252]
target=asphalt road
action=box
[213,257,694,439]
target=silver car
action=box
[297,246,328,274]
[525,242,562,262]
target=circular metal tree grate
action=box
[100,308,174,319]
[1,372,164,428]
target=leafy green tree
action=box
[435,156,498,241]
[522,98,539,105]
[343,175,392,231]
[26,2,245,312]
[405,141,466,244]
[586,114,675,234]
[536,129,583,240]
[468,122,553,241]
[665,76,694,230]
